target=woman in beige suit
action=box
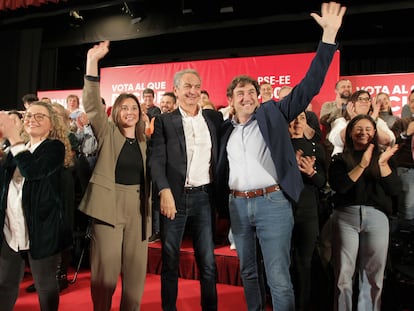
[78,40,151,311]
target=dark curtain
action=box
[0,28,42,111]
[38,47,58,91]
[0,30,19,110]
[16,28,42,110]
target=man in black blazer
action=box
[215,3,346,310]
[149,68,223,311]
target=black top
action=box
[328,152,401,216]
[290,137,326,217]
[391,116,414,168]
[0,139,72,259]
[115,139,144,185]
[290,137,326,189]
[305,111,322,143]
[147,105,161,120]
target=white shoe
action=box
[230,243,236,250]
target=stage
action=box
[147,239,242,286]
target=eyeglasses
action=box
[357,97,371,103]
[24,112,51,122]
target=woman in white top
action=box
[328,90,395,156]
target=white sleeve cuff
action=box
[10,143,27,156]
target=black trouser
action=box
[0,242,59,311]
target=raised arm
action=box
[86,40,110,77]
[83,40,110,142]
[310,2,347,44]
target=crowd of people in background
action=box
[0,2,414,311]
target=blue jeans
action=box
[161,188,217,311]
[331,205,389,311]
[229,190,295,311]
[397,167,414,220]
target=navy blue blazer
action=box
[216,42,337,216]
[149,108,223,202]
[0,139,72,259]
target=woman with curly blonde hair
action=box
[0,101,72,311]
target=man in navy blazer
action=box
[215,3,346,310]
[150,69,223,311]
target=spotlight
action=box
[70,10,83,20]
[121,2,134,17]
[131,16,142,24]
[122,2,145,23]
[69,10,84,27]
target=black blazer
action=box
[0,139,72,259]
[216,42,338,216]
[149,108,223,202]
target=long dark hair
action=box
[111,93,146,142]
[344,90,373,120]
[342,114,381,177]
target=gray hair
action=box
[173,69,201,88]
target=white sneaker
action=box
[230,243,236,250]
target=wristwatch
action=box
[400,132,409,139]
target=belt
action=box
[184,184,211,193]
[231,184,280,199]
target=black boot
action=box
[56,264,68,292]
[56,248,71,291]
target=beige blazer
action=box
[78,79,151,240]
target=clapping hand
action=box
[370,96,380,120]
[379,144,399,166]
[0,111,22,143]
[360,143,374,168]
[296,149,316,176]
[346,102,357,119]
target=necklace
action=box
[126,137,136,145]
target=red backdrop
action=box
[37,89,82,109]
[342,73,414,117]
[99,51,340,117]
[39,71,414,120]
[0,0,62,10]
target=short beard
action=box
[340,93,351,100]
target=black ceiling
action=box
[1,0,414,89]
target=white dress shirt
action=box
[179,106,212,187]
[4,141,42,251]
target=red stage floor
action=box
[147,239,242,286]
[16,270,255,311]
